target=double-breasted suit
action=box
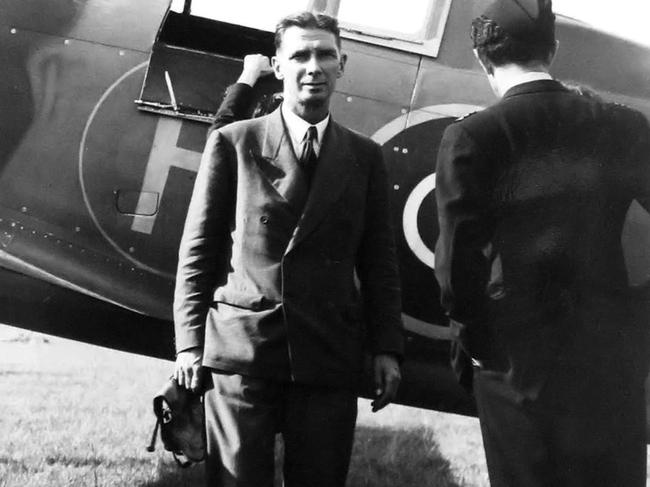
[174,105,404,388]
[175,102,403,486]
[435,80,650,486]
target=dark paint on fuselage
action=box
[0,0,648,417]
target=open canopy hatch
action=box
[135,0,451,122]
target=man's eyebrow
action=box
[317,47,338,55]
[289,48,310,57]
[289,47,338,57]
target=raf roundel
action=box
[371,103,484,327]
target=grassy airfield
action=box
[5,324,650,486]
[0,324,547,486]
[0,325,487,486]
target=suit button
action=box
[260,215,269,224]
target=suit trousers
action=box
[474,368,646,487]
[204,370,358,487]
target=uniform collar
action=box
[503,78,568,99]
[499,71,552,97]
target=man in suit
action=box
[173,12,404,487]
[434,1,650,485]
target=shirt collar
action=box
[499,71,553,98]
[281,103,330,156]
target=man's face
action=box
[272,26,346,112]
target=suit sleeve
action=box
[356,142,405,360]
[208,83,256,135]
[173,130,235,354]
[434,122,494,331]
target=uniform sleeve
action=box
[356,142,405,360]
[627,111,650,211]
[173,130,235,353]
[434,122,494,330]
[208,83,256,135]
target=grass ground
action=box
[4,325,650,486]
[0,325,488,486]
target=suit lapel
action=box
[286,121,354,255]
[252,108,309,215]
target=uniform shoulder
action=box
[454,109,482,123]
[444,106,498,143]
[449,107,493,131]
[594,99,650,136]
[605,100,647,122]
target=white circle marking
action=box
[371,104,484,268]
[77,62,173,278]
[403,173,436,268]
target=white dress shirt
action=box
[281,103,330,158]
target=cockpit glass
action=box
[169,0,450,57]
[553,0,650,46]
[173,0,432,40]
[176,0,310,31]
[338,0,430,38]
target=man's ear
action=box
[337,53,348,78]
[271,55,283,80]
[473,48,493,76]
[548,40,559,66]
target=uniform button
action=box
[260,215,269,224]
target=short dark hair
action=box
[471,15,555,70]
[275,11,341,50]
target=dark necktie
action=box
[299,126,318,181]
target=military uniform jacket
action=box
[174,106,404,390]
[435,80,650,406]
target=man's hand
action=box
[237,54,273,87]
[371,353,401,412]
[174,347,203,392]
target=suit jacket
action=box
[174,106,404,389]
[435,80,650,406]
[208,83,283,135]
[208,83,257,134]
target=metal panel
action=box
[434,0,479,70]
[0,0,169,52]
[330,93,407,138]
[338,41,419,107]
[0,26,154,277]
[554,21,650,101]
[0,266,174,359]
[411,62,494,110]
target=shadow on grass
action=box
[140,425,462,487]
[348,425,463,487]
[138,461,205,487]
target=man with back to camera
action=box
[434,0,650,485]
[173,11,404,487]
